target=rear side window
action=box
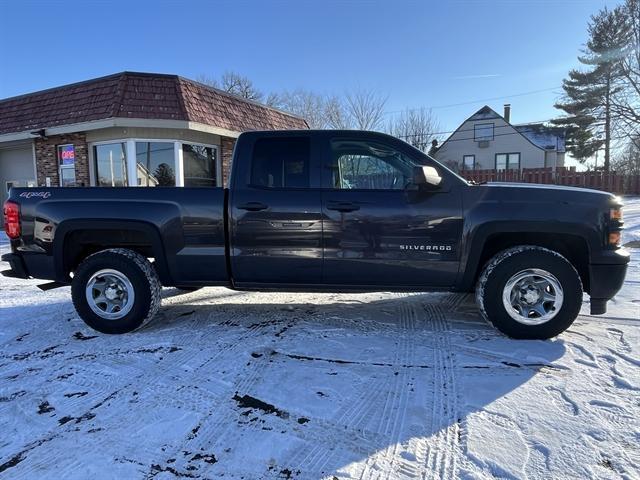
[250,137,310,188]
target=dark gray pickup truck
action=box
[2,130,629,339]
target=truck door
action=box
[229,134,323,286]
[321,136,463,287]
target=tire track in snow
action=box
[276,293,422,479]
[422,303,459,480]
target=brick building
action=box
[0,71,308,208]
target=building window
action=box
[462,155,475,170]
[251,137,310,188]
[496,153,520,170]
[136,142,175,186]
[94,143,128,187]
[57,144,77,187]
[183,144,218,187]
[474,123,494,141]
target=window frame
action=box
[462,154,475,171]
[181,142,221,188]
[88,138,220,187]
[91,141,128,187]
[474,123,495,142]
[495,152,521,170]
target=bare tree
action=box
[387,108,440,152]
[344,89,388,130]
[196,71,264,101]
[613,133,640,174]
[270,89,334,128]
[195,74,219,88]
[324,96,352,129]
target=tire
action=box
[476,246,583,339]
[71,248,162,334]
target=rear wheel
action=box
[476,246,582,339]
[71,248,161,334]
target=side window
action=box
[250,137,310,188]
[331,140,414,190]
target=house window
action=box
[183,144,218,187]
[57,144,77,187]
[251,137,310,188]
[136,142,175,186]
[94,143,128,187]
[462,155,475,170]
[496,153,520,170]
[474,123,494,141]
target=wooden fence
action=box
[460,167,640,195]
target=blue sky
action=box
[0,0,621,142]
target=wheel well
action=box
[475,232,590,293]
[63,229,155,275]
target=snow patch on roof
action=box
[515,123,565,152]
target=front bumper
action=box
[588,248,630,314]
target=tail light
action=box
[608,206,623,247]
[3,200,20,239]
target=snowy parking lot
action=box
[0,199,639,479]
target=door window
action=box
[330,140,414,190]
[250,137,310,188]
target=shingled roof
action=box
[0,71,308,136]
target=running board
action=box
[37,281,66,291]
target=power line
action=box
[403,127,638,147]
[397,112,632,141]
[383,86,562,116]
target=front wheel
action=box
[476,246,583,339]
[71,249,162,334]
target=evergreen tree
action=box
[554,6,631,171]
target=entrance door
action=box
[321,136,463,287]
[230,134,323,286]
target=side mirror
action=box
[413,165,442,187]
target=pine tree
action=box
[554,6,631,171]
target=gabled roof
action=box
[436,105,565,153]
[0,72,308,136]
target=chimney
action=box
[503,104,511,123]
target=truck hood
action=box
[485,182,612,196]
[470,182,622,208]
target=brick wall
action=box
[220,136,236,187]
[35,133,89,187]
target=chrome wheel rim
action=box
[85,269,135,320]
[502,269,563,325]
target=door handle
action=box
[327,202,360,213]
[238,202,268,211]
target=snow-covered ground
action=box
[0,199,639,479]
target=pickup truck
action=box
[2,130,629,339]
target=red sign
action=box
[58,144,75,166]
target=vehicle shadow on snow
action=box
[0,287,566,478]
[133,289,567,478]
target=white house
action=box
[433,105,565,171]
